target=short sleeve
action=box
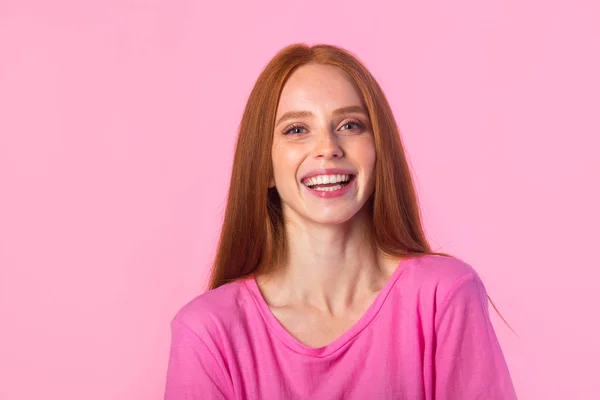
[164,318,233,400]
[434,273,517,400]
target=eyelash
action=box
[282,119,364,135]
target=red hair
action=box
[206,43,514,333]
[207,43,452,290]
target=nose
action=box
[313,130,343,159]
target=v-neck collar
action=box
[243,256,414,358]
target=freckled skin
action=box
[271,64,376,226]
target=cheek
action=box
[351,138,376,190]
[366,146,376,169]
[271,144,305,181]
[352,137,376,170]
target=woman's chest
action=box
[225,319,434,400]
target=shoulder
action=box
[402,254,481,287]
[399,254,488,306]
[170,278,253,339]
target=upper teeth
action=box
[304,174,351,187]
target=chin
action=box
[306,209,362,226]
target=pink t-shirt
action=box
[164,255,517,399]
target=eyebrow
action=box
[274,105,368,127]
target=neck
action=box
[258,207,398,316]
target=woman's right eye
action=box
[283,124,307,135]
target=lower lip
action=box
[303,177,356,199]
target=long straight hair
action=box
[207,43,452,290]
[206,43,514,333]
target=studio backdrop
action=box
[1,1,598,399]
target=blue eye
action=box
[282,120,364,135]
[283,124,306,135]
[340,120,363,131]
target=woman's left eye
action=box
[340,120,363,131]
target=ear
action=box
[268,176,275,188]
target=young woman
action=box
[164,43,517,399]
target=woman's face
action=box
[271,63,376,225]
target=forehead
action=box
[276,64,364,115]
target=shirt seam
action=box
[433,272,479,331]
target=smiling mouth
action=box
[302,174,356,191]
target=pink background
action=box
[1,1,598,399]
